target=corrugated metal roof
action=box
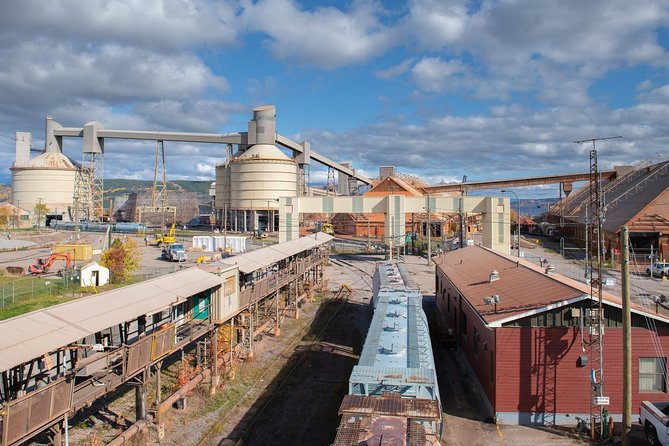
[435,245,669,326]
[602,161,669,233]
[218,233,333,274]
[0,267,224,372]
[352,262,438,395]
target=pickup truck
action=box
[647,262,669,278]
[161,243,187,262]
[640,400,669,445]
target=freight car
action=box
[51,220,147,234]
[332,261,443,445]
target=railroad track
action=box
[194,290,349,446]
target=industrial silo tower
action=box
[215,105,298,232]
[10,117,77,226]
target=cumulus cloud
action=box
[411,57,468,92]
[239,0,396,69]
[375,59,414,80]
[638,84,669,103]
[301,100,669,185]
[0,0,239,51]
[404,0,469,49]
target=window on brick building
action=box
[639,357,667,392]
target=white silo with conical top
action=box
[215,105,298,232]
[10,116,77,225]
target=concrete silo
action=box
[10,121,77,226]
[216,106,298,232]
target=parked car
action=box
[161,243,187,262]
[640,400,669,445]
[647,262,669,278]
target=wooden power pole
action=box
[621,226,632,445]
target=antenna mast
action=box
[574,135,621,439]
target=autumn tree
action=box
[0,206,11,233]
[100,237,140,283]
[34,202,49,231]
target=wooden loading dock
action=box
[0,234,332,446]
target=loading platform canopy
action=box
[219,233,333,275]
[0,268,224,372]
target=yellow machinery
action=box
[154,223,176,246]
[322,223,334,235]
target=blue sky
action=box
[1,0,668,198]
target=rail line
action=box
[193,255,376,446]
[194,292,348,446]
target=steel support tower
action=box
[576,135,621,439]
[136,141,176,226]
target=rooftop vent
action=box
[489,270,500,282]
[380,344,397,355]
[387,310,402,318]
[383,323,400,332]
[545,264,556,274]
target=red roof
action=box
[435,245,669,326]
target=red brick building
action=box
[435,245,669,425]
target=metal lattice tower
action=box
[136,140,176,225]
[327,166,336,195]
[588,141,604,436]
[298,164,310,196]
[72,152,103,225]
[153,140,168,211]
[576,135,620,439]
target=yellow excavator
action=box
[154,223,176,246]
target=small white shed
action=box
[80,262,110,287]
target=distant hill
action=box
[104,179,213,199]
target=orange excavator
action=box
[29,252,73,275]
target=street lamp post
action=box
[501,190,520,257]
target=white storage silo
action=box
[11,151,77,224]
[215,106,298,232]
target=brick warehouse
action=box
[434,245,669,425]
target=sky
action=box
[1,0,668,198]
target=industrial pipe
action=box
[158,368,210,413]
[106,419,149,446]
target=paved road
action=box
[517,235,669,313]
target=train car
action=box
[333,261,443,445]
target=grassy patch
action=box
[0,274,145,320]
[0,294,74,320]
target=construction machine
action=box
[29,252,73,275]
[321,223,335,236]
[154,223,176,246]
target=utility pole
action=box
[621,226,632,446]
[427,193,432,265]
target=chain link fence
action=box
[0,266,180,310]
